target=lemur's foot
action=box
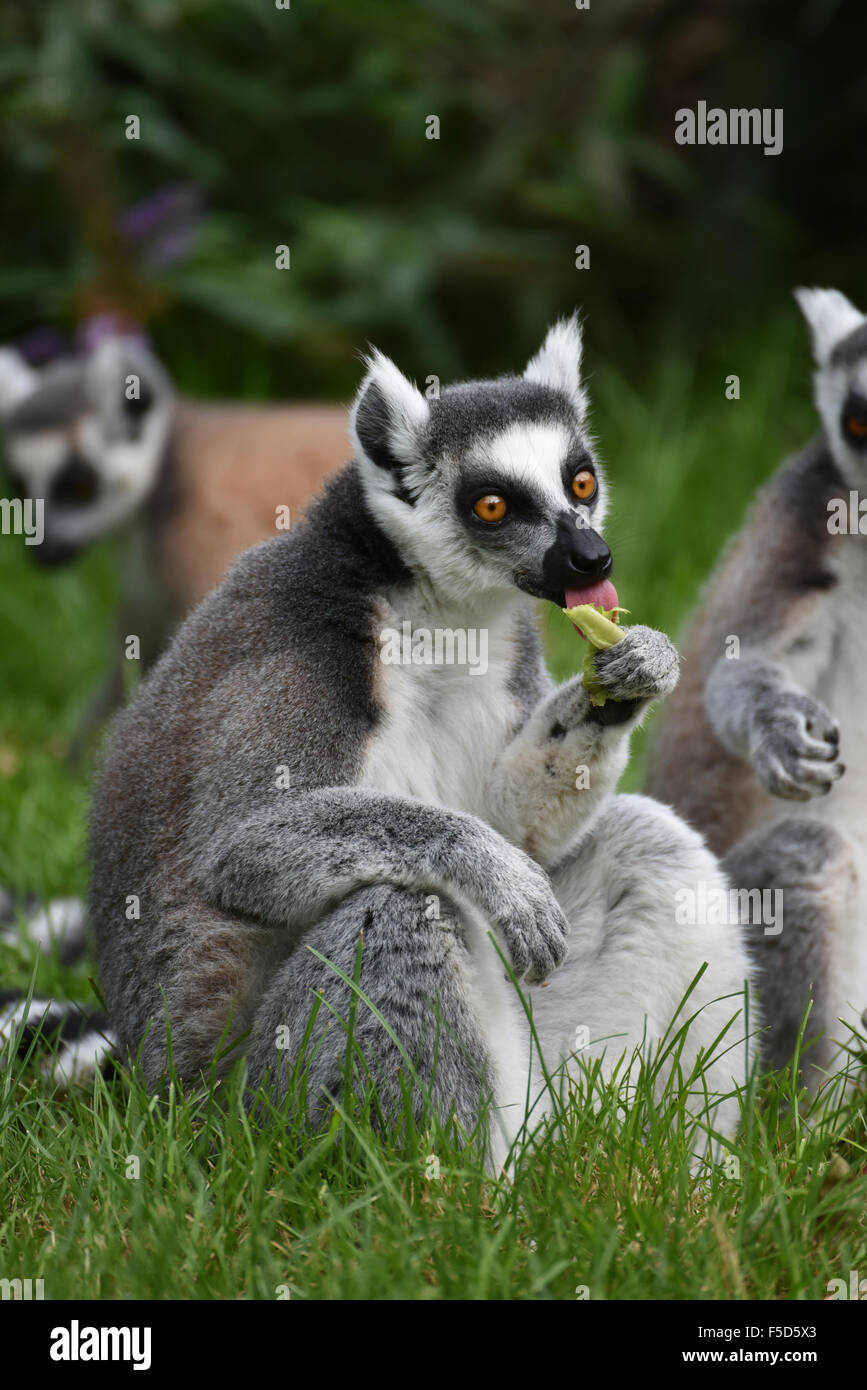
[586,696,642,726]
[750,691,844,799]
[545,675,594,739]
[544,676,642,739]
[593,624,680,703]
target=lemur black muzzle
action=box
[541,512,612,599]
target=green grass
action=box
[1,320,865,1300]
[2,982,865,1301]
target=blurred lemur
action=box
[648,288,867,1086]
[0,336,347,737]
[87,317,752,1164]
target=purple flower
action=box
[76,316,151,353]
[118,183,204,268]
[17,325,70,365]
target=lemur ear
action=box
[350,349,430,494]
[795,288,865,365]
[86,337,172,435]
[524,313,587,417]
[0,348,38,417]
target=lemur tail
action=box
[0,890,89,962]
[0,894,117,1084]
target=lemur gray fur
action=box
[0,337,347,742]
[647,288,867,1089]
[30,319,753,1160]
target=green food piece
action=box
[563,603,630,707]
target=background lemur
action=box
[87,317,753,1163]
[647,288,867,1084]
[0,336,347,731]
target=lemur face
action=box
[796,287,867,476]
[351,316,614,609]
[0,339,172,564]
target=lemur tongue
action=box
[564,578,619,615]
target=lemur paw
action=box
[593,625,680,703]
[488,850,569,984]
[751,692,843,800]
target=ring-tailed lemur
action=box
[647,287,867,1087]
[0,337,347,742]
[80,316,752,1165]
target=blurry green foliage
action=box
[0,0,865,396]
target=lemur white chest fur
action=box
[775,538,867,1017]
[808,542,867,844]
[361,593,527,817]
[755,537,867,853]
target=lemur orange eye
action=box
[846,414,867,438]
[473,494,507,522]
[572,469,596,501]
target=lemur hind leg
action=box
[722,816,859,1083]
[245,883,527,1170]
[531,794,755,1146]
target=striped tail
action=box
[0,891,89,963]
[0,894,117,1084]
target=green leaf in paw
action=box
[563,603,630,707]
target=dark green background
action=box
[1,0,865,389]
